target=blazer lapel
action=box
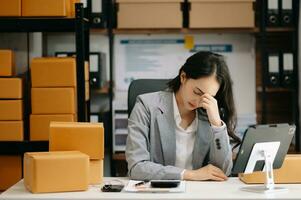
[156,92,176,166]
[192,112,213,169]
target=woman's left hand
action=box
[199,93,222,127]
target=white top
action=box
[173,93,197,170]
[2,178,301,200]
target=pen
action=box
[135,180,149,187]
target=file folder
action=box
[281,0,293,26]
[281,52,294,87]
[267,0,279,26]
[88,0,107,28]
[267,53,280,87]
[90,52,106,89]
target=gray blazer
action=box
[126,91,232,180]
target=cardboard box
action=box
[22,0,67,17]
[0,100,23,121]
[31,57,76,87]
[67,0,79,18]
[117,0,183,28]
[49,122,104,159]
[189,0,255,28]
[85,81,90,101]
[0,121,23,141]
[30,114,76,141]
[0,156,22,191]
[85,61,89,81]
[0,0,21,16]
[89,160,104,184]
[239,155,301,184]
[24,151,89,193]
[31,88,76,114]
[0,50,14,76]
[0,78,23,99]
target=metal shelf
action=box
[0,141,48,155]
[0,17,89,32]
[0,3,90,155]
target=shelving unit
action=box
[0,3,90,155]
[256,0,300,151]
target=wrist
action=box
[211,119,222,127]
[183,170,195,181]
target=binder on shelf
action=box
[267,53,280,87]
[267,0,280,26]
[87,0,107,28]
[90,52,106,89]
[281,52,294,87]
[281,0,293,26]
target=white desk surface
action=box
[1,177,301,200]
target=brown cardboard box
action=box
[0,78,22,99]
[0,0,21,16]
[30,114,76,141]
[239,155,301,184]
[0,100,23,120]
[31,88,76,114]
[117,0,183,28]
[0,156,22,191]
[85,61,89,81]
[22,0,67,17]
[67,0,79,17]
[189,0,255,28]
[85,81,90,101]
[49,122,104,159]
[31,57,76,87]
[89,160,104,184]
[0,121,23,141]
[0,50,14,76]
[24,151,89,193]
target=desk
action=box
[1,178,301,200]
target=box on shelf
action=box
[85,81,90,101]
[0,100,23,121]
[49,122,104,160]
[0,50,14,76]
[0,78,23,99]
[24,151,89,193]
[31,88,76,114]
[239,154,301,184]
[30,114,76,141]
[22,0,67,17]
[0,121,23,141]
[89,160,104,184]
[189,0,255,28]
[31,57,76,87]
[117,0,184,28]
[0,156,22,191]
[0,0,21,17]
[85,61,89,81]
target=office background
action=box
[0,0,300,190]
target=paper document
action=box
[123,180,186,193]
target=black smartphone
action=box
[150,180,180,188]
[101,184,124,192]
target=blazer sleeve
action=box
[208,124,233,176]
[125,97,183,180]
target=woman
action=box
[125,51,240,181]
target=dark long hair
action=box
[168,51,241,145]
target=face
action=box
[178,72,220,111]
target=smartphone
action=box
[150,180,180,188]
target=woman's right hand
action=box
[183,164,228,181]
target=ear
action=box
[180,72,186,84]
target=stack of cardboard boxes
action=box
[30,57,79,141]
[23,122,104,193]
[0,0,79,17]
[0,49,23,190]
